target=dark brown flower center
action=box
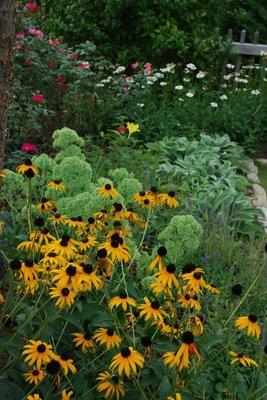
[120,347,131,357]
[166,264,175,273]
[248,314,257,323]
[105,184,112,190]
[37,344,46,353]
[66,265,76,276]
[151,300,160,310]
[107,328,114,336]
[119,292,127,299]
[61,288,70,296]
[32,369,40,376]
[182,331,194,344]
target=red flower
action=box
[21,142,37,152]
[54,74,66,84]
[28,27,44,39]
[116,125,127,133]
[32,93,44,103]
[71,52,78,61]
[59,83,69,93]
[49,39,60,47]
[24,60,33,67]
[25,2,38,11]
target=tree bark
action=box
[0,0,17,170]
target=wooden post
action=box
[0,0,17,170]
[251,30,259,64]
[235,29,246,72]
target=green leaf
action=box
[159,376,172,400]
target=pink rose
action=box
[116,125,127,133]
[144,62,152,74]
[71,52,78,61]
[21,142,37,152]
[15,44,25,51]
[16,32,25,40]
[25,2,38,11]
[131,61,139,70]
[49,39,60,47]
[32,93,44,103]
[28,27,44,39]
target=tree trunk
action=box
[0,0,17,170]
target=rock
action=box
[253,184,267,207]
[257,158,267,166]
[246,158,258,174]
[247,172,260,184]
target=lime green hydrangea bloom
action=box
[118,178,142,202]
[158,215,202,264]
[53,157,92,196]
[1,170,27,208]
[56,191,106,219]
[108,168,133,183]
[52,127,84,150]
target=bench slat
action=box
[233,42,267,56]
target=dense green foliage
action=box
[39,0,267,65]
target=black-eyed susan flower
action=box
[47,180,66,191]
[22,340,54,369]
[162,191,179,208]
[109,292,137,311]
[29,228,56,245]
[96,371,125,399]
[49,213,69,225]
[155,264,179,288]
[190,316,204,336]
[66,216,86,230]
[150,280,173,297]
[94,328,122,350]
[178,293,201,311]
[163,332,200,371]
[40,252,66,269]
[51,262,82,291]
[231,283,243,296]
[175,331,200,371]
[24,368,46,385]
[235,315,261,339]
[42,235,77,259]
[123,208,140,224]
[77,235,97,251]
[61,390,73,400]
[27,395,42,400]
[99,235,130,263]
[203,282,220,294]
[182,268,205,293]
[54,353,77,375]
[17,240,41,252]
[45,359,61,376]
[139,297,165,322]
[99,183,119,198]
[36,198,55,212]
[20,259,40,281]
[96,248,114,277]
[50,285,76,309]
[229,351,258,367]
[0,292,4,304]
[17,159,38,177]
[72,332,95,353]
[79,263,102,291]
[149,246,167,270]
[110,347,144,377]
[133,190,147,204]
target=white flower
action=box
[226,63,235,69]
[196,71,206,79]
[174,85,183,90]
[210,102,218,108]
[234,77,248,83]
[220,94,228,100]
[137,103,144,107]
[159,81,167,86]
[186,63,197,70]
[179,98,184,102]
[160,63,176,73]
[113,66,126,74]
[96,83,104,88]
[183,77,190,82]
[186,92,194,98]
[251,89,260,95]
[221,83,227,88]
[155,72,164,78]
[223,74,232,80]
